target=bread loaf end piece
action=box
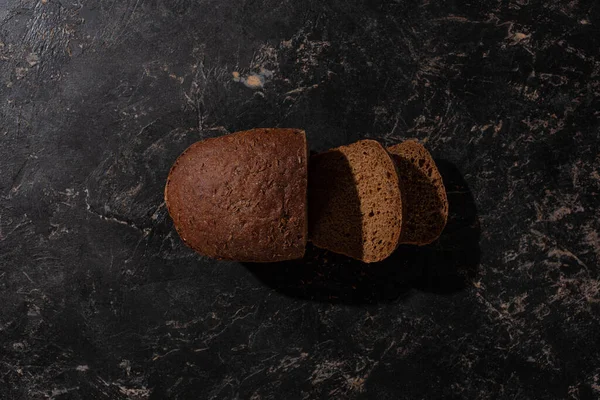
[387,140,448,245]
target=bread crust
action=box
[387,140,448,245]
[165,128,308,262]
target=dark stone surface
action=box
[1,0,599,399]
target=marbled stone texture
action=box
[0,0,599,399]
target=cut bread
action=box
[308,140,403,263]
[387,140,448,245]
[165,128,308,262]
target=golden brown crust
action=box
[387,140,448,245]
[165,128,308,262]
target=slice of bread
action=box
[164,128,308,262]
[387,140,448,245]
[308,140,403,263]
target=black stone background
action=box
[1,0,599,399]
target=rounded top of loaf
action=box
[165,128,308,262]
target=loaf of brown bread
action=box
[308,140,403,263]
[164,128,308,262]
[387,140,448,245]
